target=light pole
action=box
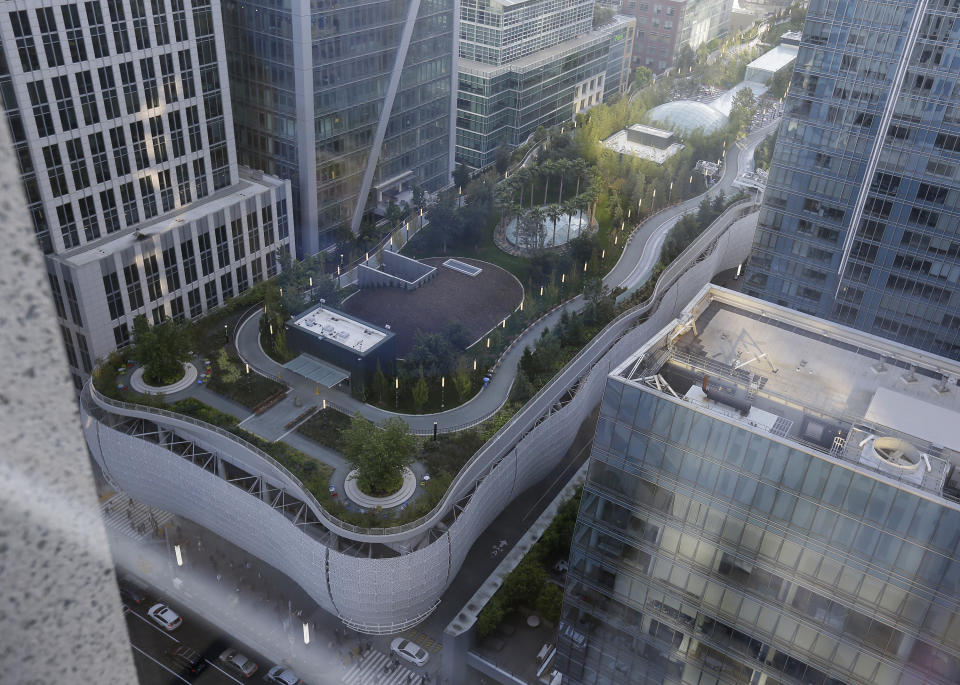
[441,376,445,409]
[395,377,399,409]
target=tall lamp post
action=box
[441,376,445,409]
[395,377,399,409]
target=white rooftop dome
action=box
[648,100,729,134]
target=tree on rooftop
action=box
[452,162,471,190]
[412,368,429,412]
[343,414,416,496]
[132,315,192,386]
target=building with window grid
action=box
[619,0,732,74]
[742,0,960,360]
[456,1,634,169]
[556,285,960,685]
[0,0,294,387]
[221,0,456,255]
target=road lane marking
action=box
[124,605,181,643]
[130,644,190,684]
[203,659,245,683]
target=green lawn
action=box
[297,408,350,452]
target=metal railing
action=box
[86,199,759,539]
[86,383,361,538]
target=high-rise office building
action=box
[743,0,960,360]
[222,0,456,255]
[0,0,294,385]
[556,284,960,684]
[456,0,634,168]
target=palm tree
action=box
[563,200,579,244]
[530,206,547,249]
[493,180,515,230]
[546,204,563,247]
[540,161,556,206]
[515,167,531,210]
[554,159,569,204]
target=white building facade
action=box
[0,0,294,385]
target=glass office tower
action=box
[222,0,456,255]
[556,285,960,685]
[743,0,960,360]
[456,14,635,168]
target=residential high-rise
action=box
[0,0,294,386]
[222,0,456,255]
[556,285,960,685]
[456,0,635,169]
[621,0,731,74]
[743,0,960,360]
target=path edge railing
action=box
[86,197,759,540]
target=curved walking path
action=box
[234,120,780,436]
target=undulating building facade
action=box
[743,0,960,360]
[0,0,294,385]
[222,0,456,255]
[556,285,960,685]
[455,0,634,169]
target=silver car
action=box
[218,648,258,678]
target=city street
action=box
[122,587,270,684]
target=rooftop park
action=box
[91,44,766,531]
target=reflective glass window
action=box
[930,509,960,556]
[800,457,830,499]
[822,466,852,507]
[725,428,749,467]
[733,476,757,507]
[752,482,776,513]
[651,398,675,437]
[864,483,895,524]
[886,490,918,535]
[908,499,942,544]
[679,452,699,484]
[643,437,664,468]
[617,385,640,424]
[762,442,789,483]
[668,405,691,444]
[843,475,874,516]
[810,508,837,542]
[743,434,767,473]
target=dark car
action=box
[118,577,150,605]
[166,646,207,675]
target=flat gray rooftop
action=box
[617,286,960,500]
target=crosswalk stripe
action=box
[100,493,174,542]
[340,650,423,685]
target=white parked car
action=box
[390,638,430,667]
[266,665,302,684]
[146,603,182,631]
